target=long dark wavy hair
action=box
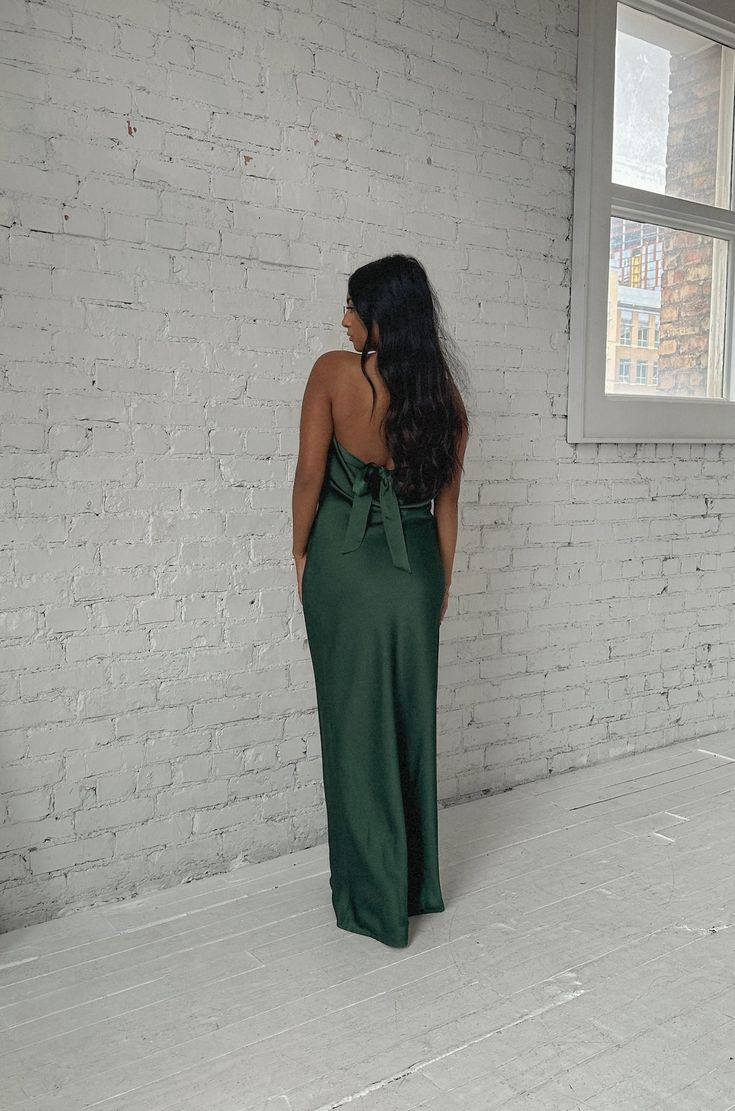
[347,254,471,502]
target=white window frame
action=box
[567,0,735,443]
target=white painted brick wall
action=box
[1,0,734,931]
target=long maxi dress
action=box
[302,433,446,947]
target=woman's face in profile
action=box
[342,297,378,351]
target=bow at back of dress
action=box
[326,435,432,574]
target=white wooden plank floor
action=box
[1,733,734,1111]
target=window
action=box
[619,309,633,344]
[568,0,735,442]
[638,312,649,345]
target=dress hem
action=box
[335,900,446,947]
[336,919,409,948]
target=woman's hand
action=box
[439,585,450,624]
[294,552,307,605]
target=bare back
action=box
[330,352,396,470]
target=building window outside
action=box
[638,312,649,346]
[619,309,633,345]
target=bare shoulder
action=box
[311,349,352,371]
[309,348,371,386]
[309,350,380,404]
[303,351,343,394]
[313,349,376,366]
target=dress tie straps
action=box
[340,463,412,572]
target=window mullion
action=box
[610,182,735,240]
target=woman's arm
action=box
[434,424,469,597]
[292,353,336,559]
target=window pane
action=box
[606,216,728,398]
[613,3,734,208]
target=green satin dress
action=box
[302,433,446,947]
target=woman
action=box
[292,254,470,948]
